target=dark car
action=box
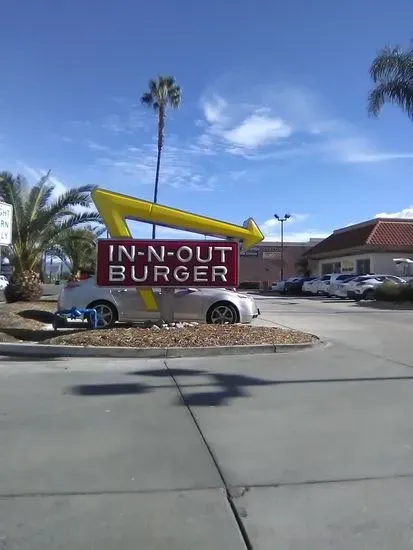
[284,276,317,295]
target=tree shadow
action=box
[17,309,55,324]
[71,382,151,396]
[0,328,82,342]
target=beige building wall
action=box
[239,241,316,286]
[317,251,413,276]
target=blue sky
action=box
[1,0,413,242]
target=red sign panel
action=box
[96,239,239,287]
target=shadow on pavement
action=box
[0,355,64,362]
[71,382,151,396]
[354,301,413,311]
[69,367,413,406]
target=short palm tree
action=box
[368,45,413,118]
[53,225,105,276]
[141,75,181,239]
[0,171,102,302]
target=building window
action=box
[322,262,341,275]
[356,259,371,274]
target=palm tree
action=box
[141,76,181,239]
[0,171,102,302]
[53,225,105,276]
[368,45,413,118]
[295,256,311,277]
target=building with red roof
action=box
[306,218,413,276]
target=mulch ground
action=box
[0,301,317,348]
[0,301,59,342]
[44,324,317,348]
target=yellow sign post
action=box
[92,188,264,311]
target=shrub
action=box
[375,282,413,302]
[239,281,260,290]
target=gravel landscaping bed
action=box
[0,302,316,348]
[0,301,58,342]
[44,324,317,348]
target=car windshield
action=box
[342,277,356,284]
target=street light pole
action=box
[274,213,291,280]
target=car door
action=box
[171,288,203,321]
[110,287,160,321]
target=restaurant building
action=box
[305,218,413,276]
[239,239,321,287]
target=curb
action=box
[0,340,319,359]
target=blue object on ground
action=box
[53,307,98,330]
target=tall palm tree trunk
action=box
[152,106,165,240]
[151,146,162,239]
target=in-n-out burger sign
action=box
[96,239,239,287]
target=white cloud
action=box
[48,174,68,199]
[197,84,413,164]
[345,151,413,163]
[198,92,293,154]
[266,231,329,243]
[102,110,146,134]
[202,95,228,125]
[96,143,216,192]
[259,214,327,242]
[325,136,413,164]
[259,214,308,236]
[85,140,109,152]
[223,114,292,148]
[375,206,413,219]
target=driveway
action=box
[253,294,413,365]
[1,297,413,548]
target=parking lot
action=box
[253,293,413,365]
[2,291,413,548]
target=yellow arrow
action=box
[92,188,264,251]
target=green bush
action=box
[375,282,413,302]
[239,281,260,290]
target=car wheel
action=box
[207,302,239,324]
[86,300,118,328]
[363,289,375,301]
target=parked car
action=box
[284,276,317,295]
[328,274,356,297]
[316,274,333,296]
[352,275,407,301]
[271,280,285,292]
[302,277,320,294]
[0,275,8,290]
[57,278,260,328]
[341,275,375,299]
[334,276,363,298]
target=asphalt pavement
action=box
[1,296,413,548]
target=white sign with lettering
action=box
[0,202,13,245]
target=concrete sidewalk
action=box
[1,340,413,548]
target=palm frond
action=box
[368,45,413,117]
[141,91,153,106]
[370,47,413,83]
[26,170,53,222]
[368,80,413,118]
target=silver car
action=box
[57,278,260,328]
